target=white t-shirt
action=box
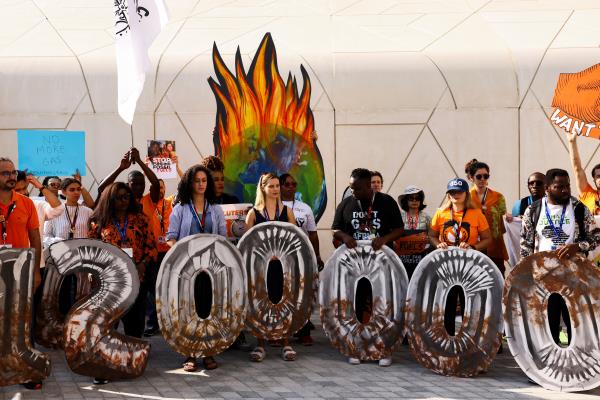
[283,200,317,233]
[535,200,575,252]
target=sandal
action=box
[250,346,266,362]
[281,345,297,361]
[203,356,218,370]
[182,357,197,372]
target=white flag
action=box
[114,0,169,125]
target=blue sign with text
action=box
[17,130,86,176]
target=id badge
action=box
[0,244,12,249]
[158,236,167,245]
[551,245,557,251]
[368,233,376,240]
[123,248,133,258]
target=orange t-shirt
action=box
[141,193,173,253]
[579,182,600,215]
[430,207,490,246]
[0,191,39,248]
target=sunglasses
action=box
[475,174,490,180]
[528,180,544,187]
[284,182,297,188]
[0,170,17,178]
[407,195,421,201]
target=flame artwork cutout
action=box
[208,33,327,221]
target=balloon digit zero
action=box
[157,234,246,357]
[320,241,409,360]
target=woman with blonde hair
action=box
[245,172,296,362]
[429,178,491,336]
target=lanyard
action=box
[544,199,567,240]
[190,201,208,232]
[480,187,489,210]
[407,211,419,230]
[450,208,467,246]
[114,216,129,245]
[0,203,16,244]
[156,200,165,233]
[358,193,376,232]
[263,203,280,221]
[65,205,79,239]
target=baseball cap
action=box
[446,178,469,192]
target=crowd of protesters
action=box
[2,134,600,387]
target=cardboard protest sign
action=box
[146,140,176,179]
[17,130,85,176]
[217,203,252,240]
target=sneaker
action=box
[348,357,360,365]
[22,381,42,390]
[143,327,160,337]
[379,357,392,367]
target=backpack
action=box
[528,198,587,248]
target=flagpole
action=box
[130,123,134,148]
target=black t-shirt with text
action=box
[332,192,404,246]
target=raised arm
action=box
[131,147,160,203]
[567,132,589,194]
[28,175,61,208]
[97,150,132,197]
[73,169,95,208]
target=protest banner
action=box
[145,139,176,179]
[17,130,85,176]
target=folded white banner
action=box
[114,0,169,124]
[503,217,522,269]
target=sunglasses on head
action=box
[528,180,544,187]
[475,174,490,180]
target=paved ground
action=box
[2,318,600,400]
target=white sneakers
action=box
[378,357,392,367]
[347,357,392,366]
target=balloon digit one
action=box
[47,239,149,380]
[35,249,91,349]
[406,248,503,377]
[0,248,51,387]
[238,222,317,340]
[320,242,408,360]
[157,234,246,357]
[504,251,600,392]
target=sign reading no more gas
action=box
[17,130,86,177]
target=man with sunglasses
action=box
[567,131,600,214]
[510,172,546,217]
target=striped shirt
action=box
[43,204,93,247]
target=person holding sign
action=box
[429,178,491,336]
[166,165,226,372]
[88,182,156,385]
[465,159,509,275]
[396,185,431,280]
[520,169,600,347]
[567,131,600,215]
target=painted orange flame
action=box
[208,33,314,150]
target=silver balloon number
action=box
[238,222,317,340]
[0,248,50,387]
[319,242,408,360]
[406,248,503,377]
[157,234,246,357]
[504,252,600,392]
[48,239,149,380]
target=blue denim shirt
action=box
[166,202,226,241]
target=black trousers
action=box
[121,280,148,338]
[444,286,465,336]
[548,294,571,345]
[145,252,166,331]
